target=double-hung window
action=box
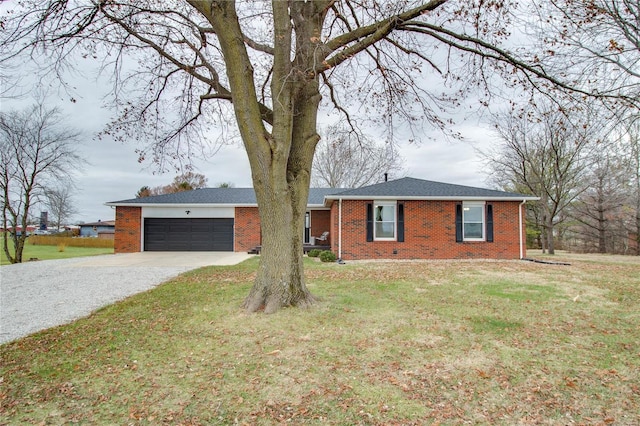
[456,202,493,243]
[374,201,396,240]
[463,202,485,241]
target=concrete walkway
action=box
[70,251,253,267]
[0,252,253,344]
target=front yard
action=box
[1,253,638,424]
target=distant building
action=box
[78,220,115,237]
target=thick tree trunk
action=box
[598,205,606,254]
[242,85,321,313]
[540,215,548,254]
[546,221,555,255]
[207,1,324,312]
[243,181,315,313]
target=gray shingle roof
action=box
[106,177,535,207]
[326,177,535,200]
[107,188,340,206]
[108,188,259,205]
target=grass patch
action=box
[0,241,113,265]
[1,255,639,424]
[470,316,523,334]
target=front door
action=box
[304,212,311,244]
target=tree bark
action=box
[546,221,555,255]
[205,1,324,312]
[598,199,606,254]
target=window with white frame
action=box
[463,202,485,241]
[374,201,396,240]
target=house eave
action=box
[105,202,332,209]
[323,195,539,207]
[105,202,259,208]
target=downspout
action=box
[519,199,526,259]
[338,198,343,260]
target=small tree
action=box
[566,154,629,253]
[43,185,78,232]
[136,186,152,198]
[312,123,405,188]
[0,103,82,263]
[624,120,640,255]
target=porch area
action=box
[247,244,331,255]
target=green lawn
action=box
[1,254,639,424]
[1,240,114,265]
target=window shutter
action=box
[455,203,463,243]
[397,203,405,242]
[366,203,373,242]
[486,204,494,242]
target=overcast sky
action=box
[2,77,496,224]
[2,35,501,226]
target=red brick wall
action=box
[235,207,262,252]
[310,210,331,245]
[114,206,141,253]
[330,200,525,260]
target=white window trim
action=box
[462,201,486,242]
[374,200,397,241]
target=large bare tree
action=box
[624,119,640,254]
[0,1,630,311]
[0,103,82,263]
[566,154,630,253]
[485,101,598,254]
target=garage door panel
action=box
[144,218,234,251]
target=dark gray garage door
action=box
[144,218,234,251]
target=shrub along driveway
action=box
[0,252,252,344]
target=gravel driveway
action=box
[0,252,252,344]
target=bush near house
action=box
[319,250,337,262]
[29,236,114,249]
[307,249,321,258]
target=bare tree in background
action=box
[135,172,208,198]
[44,185,78,232]
[312,123,405,188]
[485,101,598,254]
[625,120,640,254]
[135,186,152,199]
[0,103,82,263]
[566,154,629,253]
[1,1,635,311]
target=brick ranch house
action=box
[106,177,538,260]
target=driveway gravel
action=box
[0,252,252,344]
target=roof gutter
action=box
[519,199,527,259]
[338,198,343,261]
